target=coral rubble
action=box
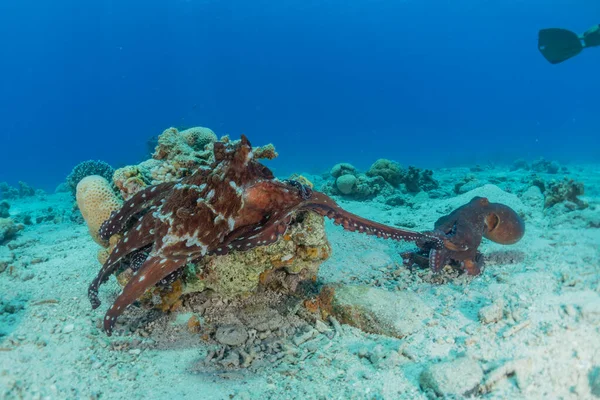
[543,177,587,210]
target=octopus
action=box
[401,196,525,275]
[89,135,441,335]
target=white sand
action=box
[0,165,599,399]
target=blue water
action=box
[1,0,599,191]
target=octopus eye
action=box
[485,213,500,233]
[253,162,274,179]
[285,180,312,200]
[445,223,457,236]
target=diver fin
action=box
[538,28,583,64]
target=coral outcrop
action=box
[185,211,330,299]
[110,127,278,200]
[80,126,330,316]
[0,218,23,245]
[66,160,115,195]
[76,175,123,246]
[0,182,38,199]
[323,159,438,200]
[510,157,567,174]
[366,159,403,187]
[0,202,9,218]
[543,178,587,210]
[531,158,562,174]
[330,163,356,179]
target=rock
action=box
[187,315,201,333]
[479,300,504,324]
[420,357,483,397]
[0,218,23,244]
[589,366,600,398]
[219,351,240,368]
[319,285,433,338]
[62,324,75,334]
[215,324,248,346]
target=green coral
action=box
[336,175,356,195]
[366,159,404,187]
[330,163,356,178]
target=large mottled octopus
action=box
[89,136,440,335]
[401,196,525,275]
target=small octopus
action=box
[90,135,440,335]
[401,196,525,275]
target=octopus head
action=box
[479,198,525,245]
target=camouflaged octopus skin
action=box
[89,135,440,335]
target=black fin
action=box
[538,28,583,64]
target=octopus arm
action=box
[99,182,174,240]
[428,247,448,272]
[305,192,438,244]
[88,212,156,309]
[225,212,293,253]
[103,255,187,335]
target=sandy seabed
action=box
[1,164,599,400]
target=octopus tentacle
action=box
[301,192,441,245]
[428,247,448,272]
[228,214,292,252]
[99,182,175,240]
[88,212,157,309]
[210,211,293,256]
[103,254,187,335]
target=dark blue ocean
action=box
[1,0,599,191]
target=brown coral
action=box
[544,178,587,209]
[112,166,147,200]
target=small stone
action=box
[62,324,74,334]
[357,347,369,358]
[293,329,317,346]
[420,357,483,397]
[21,273,35,282]
[187,315,201,333]
[128,349,141,356]
[314,319,331,334]
[479,300,504,324]
[215,324,248,347]
[219,351,241,368]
